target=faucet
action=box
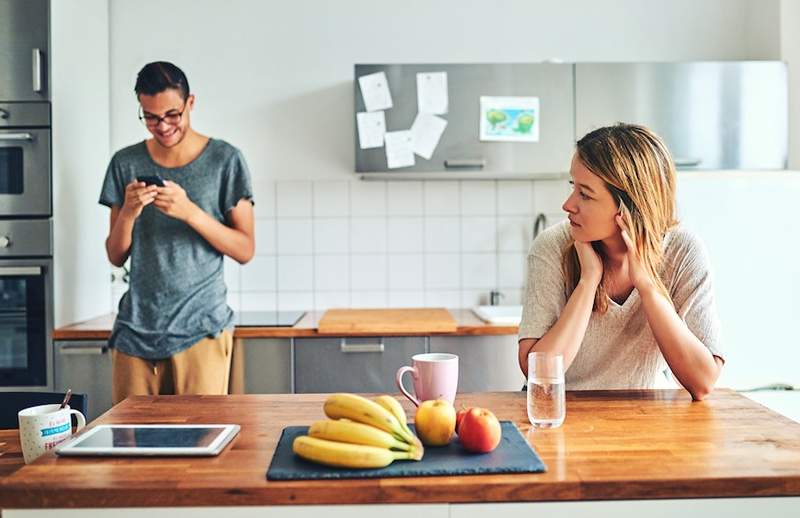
[489,290,504,306]
[533,213,547,240]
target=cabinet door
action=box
[53,340,112,421]
[430,336,525,392]
[294,337,426,393]
[230,338,292,394]
[0,0,49,100]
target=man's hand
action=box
[153,180,200,222]
[120,180,157,219]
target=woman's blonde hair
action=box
[564,123,678,313]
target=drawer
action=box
[294,336,426,393]
[430,336,525,392]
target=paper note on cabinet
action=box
[416,72,448,114]
[356,111,386,149]
[410,113,447,160]
[358,71,393,112]
[384,131,415,169]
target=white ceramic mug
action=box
[18,403,86,464]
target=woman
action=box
[517,123,724,400]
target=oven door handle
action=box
[0,133,34,142]
[0,266,42,276]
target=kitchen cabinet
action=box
[294,336,425,393]
[430,335,525,392]
[53,340,112,421]
[232,338,292,394]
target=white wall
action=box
[51,0,111,327]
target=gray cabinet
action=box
[0,0,49,100]
[232,338,292,394]
[294,336,426,393]
[355,63,575,177]
[430,335,524,393]
[53,340,112,421]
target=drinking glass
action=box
[527,351,565,428]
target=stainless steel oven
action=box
[0,102,51,217]
[0,220,53,389]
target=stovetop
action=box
[233,311,306,327]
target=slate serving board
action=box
[266,421,546,480]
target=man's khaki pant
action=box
[112,330,233,405]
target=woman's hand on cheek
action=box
[616,214,655,293]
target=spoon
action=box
[59,389,72,410]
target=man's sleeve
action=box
[221,149,254,214]
[99,154,124,208]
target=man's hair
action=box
[134,61,190,100]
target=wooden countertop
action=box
[1,389,799,508]
[0,430,23,479]
[52,309,519,340]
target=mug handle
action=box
[69,409,86,433]
[395,365,420,407]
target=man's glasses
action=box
[138,104,186,127]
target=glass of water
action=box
[527,351,565,428]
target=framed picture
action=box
[479,96,540,142]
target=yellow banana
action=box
[292,435,416,468]
[308,419,411,451]
[323,393,413,443]
[373,395,415,438]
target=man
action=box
[99,61,255,404]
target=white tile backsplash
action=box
[314,291,350,310]
[241,256,276,292]
[388,254,424,290]
[314,255,350,291]
[498,252,526,288]
[498,181,534,215]
[350,291,387,308]
[277,255,313,291]
[351,218,387,254]
[460,181,496,216]
[250,179,276,218]
[425,254,460,289]
[389,291,425,307]
[462,253,497,289]
[277,219,313,254]
[387,217,423,253]
[350,181,387,216]
[533,179,569,215]
[350,254,387,290]
[241,291,277,311]
[498,216,534,252]
[461,217,497,252]
[424,181,460,216]
[255,218,277,255]
[220,179,555,311]
[313,218,349,254]
[278,291,314,311]
[387,181,423,216]
[276,181,312,217]
[424,217,460,253]
[313,181,350,217]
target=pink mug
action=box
[395,353,458,407]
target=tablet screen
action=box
[77,426,224,448]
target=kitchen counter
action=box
[1,389,799,515]
[52,309,519,340]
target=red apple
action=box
[455,406,470,434]
[457,407,502,453]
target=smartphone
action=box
[136,175,165,187]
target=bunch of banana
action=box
[292,393,424,469]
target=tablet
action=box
[56,424,240,457]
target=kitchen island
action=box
[1,390,799,516]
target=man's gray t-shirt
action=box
[99,138,253,360]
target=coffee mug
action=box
[18,403,86,464]
[395,353,458,407]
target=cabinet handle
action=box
[0,133,34,141]
[32,48,43,93]
[59,344,108,355]
[674,157,702,168]
[340,338,384,353]
[445,158,485,169]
